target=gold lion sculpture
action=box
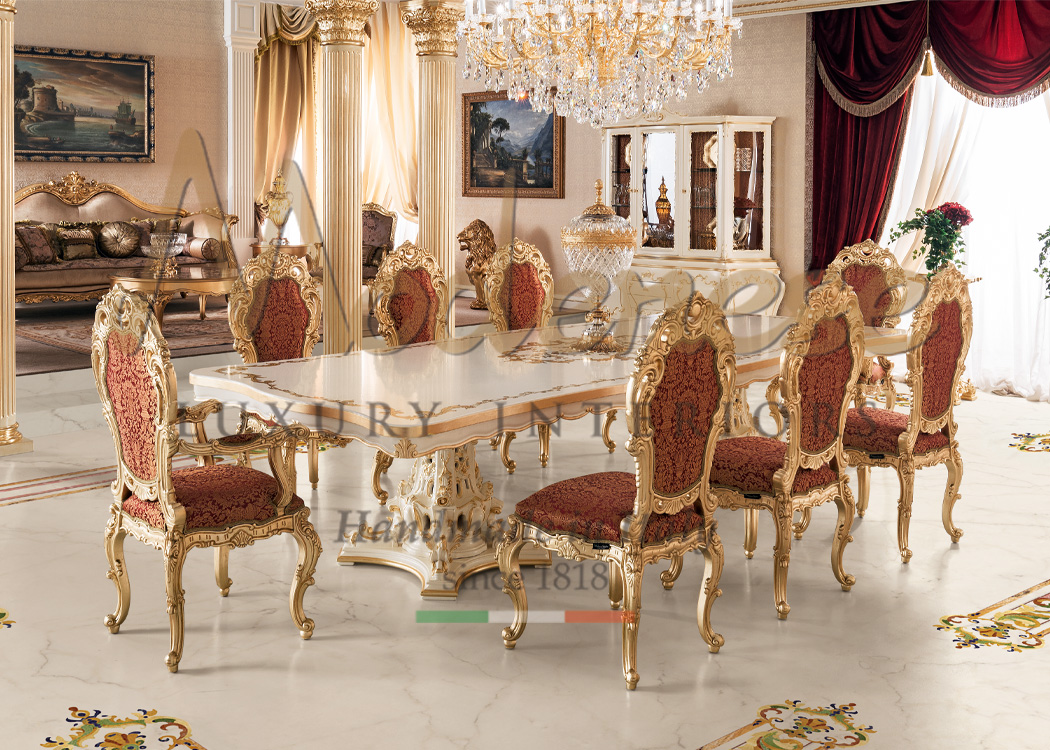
[457,219,497,310]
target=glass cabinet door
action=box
[732,130,764,251]
[640,130,676,250]
[688,129,718,252]
[609,133,633,220]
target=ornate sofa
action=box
[14,171,237,303]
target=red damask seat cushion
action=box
[710,436,839,495]
[513,472,703,544]
[843,407,949,456]
[123,465,304,530]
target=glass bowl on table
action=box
[143,232,188,277]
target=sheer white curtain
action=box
[881,72,1050,401]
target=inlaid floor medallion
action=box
[937,578,1050,651]
[0,607,13,628]
[1008,433,1050,452]
[699,701,874,749]
[42,708,206,749]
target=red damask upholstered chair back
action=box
[373,242,449,347]
[484,239,554,332]
[92,285,178,517]
[229,246,321,364]
[782,280,865,462]
[825,240,907,328]
[623,293,736,537]
[909,265,973,426]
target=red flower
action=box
[934,202,973,228]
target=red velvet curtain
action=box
[810,0,1050,271]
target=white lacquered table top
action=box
[190,314,906,455]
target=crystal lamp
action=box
[459,0,742,128]
[561,180,637,353]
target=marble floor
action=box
[2,351,1049,748]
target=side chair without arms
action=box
[92,285,321,673]
[369,241,449,503]
[716,278,864,619]
[497,292,735,690]
[229,245,350,488]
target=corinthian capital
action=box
[306,0,378,46]
[400,0,465,57]
[0,1,17,13]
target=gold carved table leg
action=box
[338,441,549,598]
[148,293,174,329]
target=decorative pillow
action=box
[13,233,29,271]
[15,225,58,265]
[153,217,181,234]
[36,222,63,258]
[183,237,220,261]
[129,220,152,255]
[58,227,99,260]
[98,221,142,258]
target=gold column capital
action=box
[306,0,378,46]
[0,1,16,13]
[400,0,464,57]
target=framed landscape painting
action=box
[14,46,155,163]
[462,91,565,198]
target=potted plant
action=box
[889,202,973,276]
[1037,226,1050,299]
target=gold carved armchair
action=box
[229,245,350,488]
[92,286,321,673]
[715,279,864,619]
[370,241,449,502]
[457,218,497,310]
[840,264,973,563]
[825,240,907,409]
[363,203,398,315]
[497,293,734,690]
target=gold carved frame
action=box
[92,285,321,672]
[372,240,450,348]
[497,293,735,690]
[842,263,973,563]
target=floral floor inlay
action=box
[1008,433,1050,452]
[0,606,13,628]
[936,578,1050,651]
[42,708,207,749]
[699,701,874,749]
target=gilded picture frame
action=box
[462,91,565,199]
[14,45,156,163]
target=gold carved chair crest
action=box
[457,219,498,310]
[716,278,865,620]
[497,292,735,690]
[484,238,554,333]
[373,241,449,348]
[825,239,907,408]
[92,285,320,672]
[841,263,973,563]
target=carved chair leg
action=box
[104,511,130,634]
[214,546,232,597]
[164,534,188,673]
[856,465,871,517]
[497,533,529,648]
[308,437,320,489]
[602,410,617,452]
[743,508,759,559]
[792,507,812,540]
[659,553,684,590]
[290,512,321,640]
[621,556,644,690]
[942,453,964,543]
[896,463,916,564]
[537,423,551,468]
[608,561,623,610]
[697,525,725,653]
[831,482,857,591]
[372,450,394,504]
[772,502,792,620]
[499,431,517,474]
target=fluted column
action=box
[224,1,260,262]
[401,0,464,336]
[0,0,31,457]
[308,0,377,354]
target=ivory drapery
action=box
[254,4,320,244]
[362,3,419,224]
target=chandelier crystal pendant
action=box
[458,0,742,128]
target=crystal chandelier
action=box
[458,0,742,128]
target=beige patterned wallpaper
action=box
[13,0,228,214]
[454,13,809,313]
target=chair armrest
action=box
[176,424,311,458]
[175,400,222,425]
[765,376,785,438]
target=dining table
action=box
[190,313,907,598]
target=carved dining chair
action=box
[483,238,618,470]
[369,241,449,502]
[824,239,907,409]
[363,202,398,314]
[92,285,321,673]
[497,292,735,690]
[457,218,497,310]
[229,245,349,488]
[712,278,864,620]
[839,263,973,563]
